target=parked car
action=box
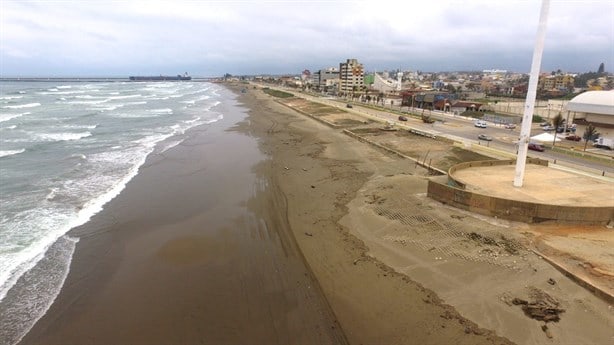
[474,120,487,128]
[528,143,545,152]
[504,123,517,129]
[539,122,551,127]
[346,103,353,108]
[398,115,408,121]
[542,125,555,131]
[478,134,492,141]
[565,134,581,141]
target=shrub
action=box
[532,115,543,123]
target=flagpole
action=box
[514,0,550,187]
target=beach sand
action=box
[18,89,345,344]
[19,83,613,345]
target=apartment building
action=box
[313,67,339,90]
[539,74,574,91]
[339,58,364,93]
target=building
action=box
[567,90,614,139]
[538,74,574,92]
[313,67,339,91]
[339,59,364,94]
[301,69,312,86]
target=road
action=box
[302,90,614,177]
[255,84,614,177]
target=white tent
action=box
[530,132,561,142]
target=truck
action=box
[593,137,614,150]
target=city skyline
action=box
[1,0,613,77]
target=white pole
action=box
[514,0,550,187]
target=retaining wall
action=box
[428,161,614,224]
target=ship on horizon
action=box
[129,72,191,81]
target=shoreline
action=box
[15,82,613,345]
[18,86,346,344]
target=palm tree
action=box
[583,124,599,151]
[551,113,565,146]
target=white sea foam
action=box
[4,235,79,345]
[204,113,224,124]
[159,139,184,153]
[0,81,224,341]
[64,99,108,105]
[149,108,173,115]
[0,112,29,123]
[0,149,25,158]
[45,187,59,201]
[92,104,124,111]
[124,101,147,105]
[108,94,142,100]
[0,142,153,304]
[47,88,59,92]
[0,95,23,100]
[38,132,92,142]
[3,103,41,109]
[62,124,98,130]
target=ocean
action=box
[0,80,228,344]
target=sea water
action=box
[0,80,226,344]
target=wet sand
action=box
[19,88,345,344]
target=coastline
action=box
[18,86,345,344]
[15,82,612,345]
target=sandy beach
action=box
[18,83,613,345]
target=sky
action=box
[1,0,613,77]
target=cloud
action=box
[1,0,612,76]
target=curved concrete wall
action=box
[428,160,614,224]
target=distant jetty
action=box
[129,73,191,81]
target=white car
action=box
[474,120,487,128]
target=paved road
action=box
[254,84,614,177]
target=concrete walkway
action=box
[453,164,614,207]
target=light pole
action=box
[514,0,550,188]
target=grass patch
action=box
[262,88,294,98]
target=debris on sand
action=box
[511,287,565,322]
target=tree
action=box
[583,124,599,151]
[551,113,565,146]
[598,62,605,74]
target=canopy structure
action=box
[567,91,614,115]
[530,132,561,142]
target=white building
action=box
[567,90,614,139]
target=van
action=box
[474,120,487,128]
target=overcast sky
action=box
[1,0,612,77]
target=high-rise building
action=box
[339,59,364,93]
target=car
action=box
[474,120,487,128]
[539,122,551,127]
[398,115,408,121]
[478,134,492,141]
[565,134,582,141]
[542,125,555,131]
[528,143,545,152]
[504,123,517,129]
[346,103,353,108]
